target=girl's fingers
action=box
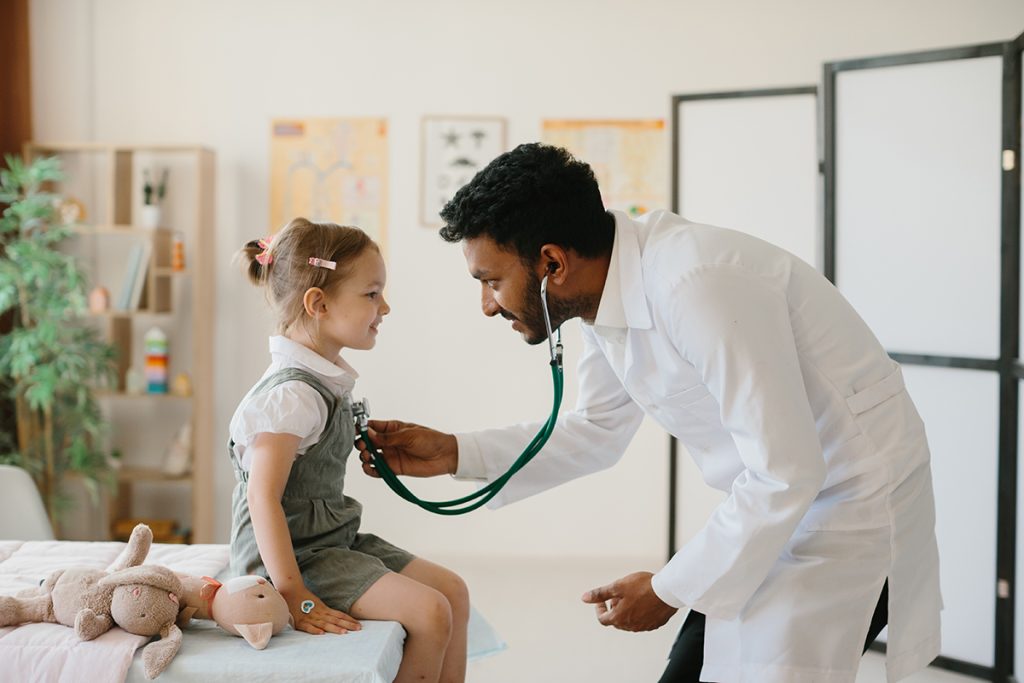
[315,619,349,635]
[297,619,325,635]
[332,614,361,630]
[300,613,356,635]
[319,608,360,631]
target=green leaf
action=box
[0,154,115,523]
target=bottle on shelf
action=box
[144,326,169,394]
[172,231,186,272]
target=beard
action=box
[507,270,598,345]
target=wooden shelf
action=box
[72,225,172,236]
[95,390,192,401]
[114,467,192,483]
[26,142,212,154]
[87,310,174,319]
[26,140,216,542]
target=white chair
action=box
[0,465,55,540]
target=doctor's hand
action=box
[582,571,678,632]
[356,419,458,478]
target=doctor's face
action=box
[463,236,551,345]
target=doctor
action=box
[358,143,941,683]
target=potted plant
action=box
[0,154,118,533]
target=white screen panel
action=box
[903,365,998,666]
[835,57,1002,358]
[678,93,820,270]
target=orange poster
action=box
[542,119,666,216]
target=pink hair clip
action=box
[308,257,337,270]
[255,237,273,266]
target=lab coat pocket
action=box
[846,366,905,416]
[847,365,928,478]
[665,383,713,408]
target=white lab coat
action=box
[455,210,941,682]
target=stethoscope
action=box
[352,271,565,515]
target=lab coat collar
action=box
[268,335,358,393]
[591,211,652,333]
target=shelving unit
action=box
[24,142,216,543]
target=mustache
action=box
[499,310,518,321]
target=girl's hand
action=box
[282,586,361,635]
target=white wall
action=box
[30,0,1024,561]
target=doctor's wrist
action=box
[445,433,458,475]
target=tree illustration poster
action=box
[270,118,389,247]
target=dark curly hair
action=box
[439,143,615,264]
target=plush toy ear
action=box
[199,582,219,602]
[235,621,274,650]
[142,622,182,680]
[117,524,153,570]
[100,565,182,595]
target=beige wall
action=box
[30,0,1024,560]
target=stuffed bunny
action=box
[176,574,291,649]
[0,524,185,679]
[102,563,185,678]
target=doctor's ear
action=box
[537,244,569,282]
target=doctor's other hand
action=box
[582,571,678,632]
[356,419,458,479]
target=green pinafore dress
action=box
[229,367,414,612]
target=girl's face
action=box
[320,248,390,352]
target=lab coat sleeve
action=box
[649,264,826,619]
[453,323,645,507]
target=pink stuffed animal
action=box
[176,574,291,649]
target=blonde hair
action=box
[240,217,379,335]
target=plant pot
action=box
[139,204,162,229]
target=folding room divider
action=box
[670,29,1024,682]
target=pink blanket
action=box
[0,540,229,683]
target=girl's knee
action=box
[443,572,470,623]
[407,587,453,639]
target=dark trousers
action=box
[657,581,889,683]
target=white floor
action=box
[439,555,977,683]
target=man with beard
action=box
[357,143,941,683]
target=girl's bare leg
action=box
[350,572,452,683]
[400,558,469,683]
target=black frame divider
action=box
[996,33,1023,683]
[824,40,1018,682]
[668,86,817,560]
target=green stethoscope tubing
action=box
[356,273,564,515]
[357,362,563,514]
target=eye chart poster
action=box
[421,116,506,227]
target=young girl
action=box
[229,217,468,683]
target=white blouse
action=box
[229,335,358,471]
